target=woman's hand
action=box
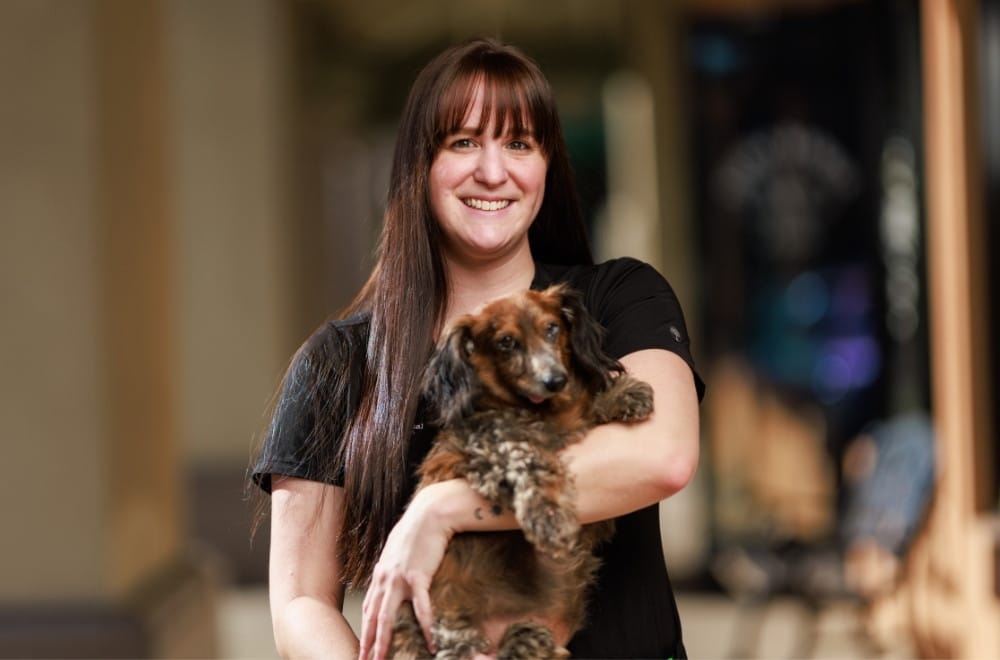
[359,481,455,660]
[360,478,523,659]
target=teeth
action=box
[464,198,510,211]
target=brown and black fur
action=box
[391,284,654,659]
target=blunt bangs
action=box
[433,52,558,157]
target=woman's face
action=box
[429,84,548,266]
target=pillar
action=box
[0,0,215,655]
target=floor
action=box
[216,587,915,659]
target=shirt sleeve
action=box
[251,321,358,493]
[587,258,706,400]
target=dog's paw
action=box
[619,379,654,420]
[430,620,490,660]
[518,498,579,556]
[497,622,568,660]
[594,377,654,423]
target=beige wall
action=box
[1,0,187,605]
[164,0,293,466]
[0,0,292,610]
[0,0,109,602]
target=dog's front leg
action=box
[458,417,526,513]
[458,417,579,556]
[420,430,512,512]
[504,444,579,557]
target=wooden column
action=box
[0,1,215,655]
[904,0,1000,656]
[95,0,182,599]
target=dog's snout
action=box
[543,371,567,393]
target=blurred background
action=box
[1,0,998,657]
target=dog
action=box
[390,284,654,659]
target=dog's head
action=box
[422,284,622,427]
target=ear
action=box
[558,287,622,392]
[421,321,480,426]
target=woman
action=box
[253,37,704,659]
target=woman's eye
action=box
[450,138,474,149]
[545,323,560,341]
[508,139,531,151]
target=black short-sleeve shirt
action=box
[253,257,704,659]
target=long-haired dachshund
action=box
[391,284,654,659]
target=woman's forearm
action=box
[563,349,700,524]
[563,418,698,525]
[416,478,519,534]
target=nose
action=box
[542,370,567,393]
[474,143,508,186]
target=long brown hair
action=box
[285,38,593,588]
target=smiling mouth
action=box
[463,198,511,211]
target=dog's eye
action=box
[495,334,518,352]
[545,322,560,341]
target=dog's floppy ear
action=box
[421,320,479,426]
[557,286,622,392]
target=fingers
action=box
[360,574,437,660]
[371,585,403,660]
[358,486,452,658]
[359,583,381,659]
[410,575,436,653]
[360,566,408,660]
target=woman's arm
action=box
[269,476,360,658]
[360,347,700,660]
[564,348,700,522]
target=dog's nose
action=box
[543,371,567,393]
